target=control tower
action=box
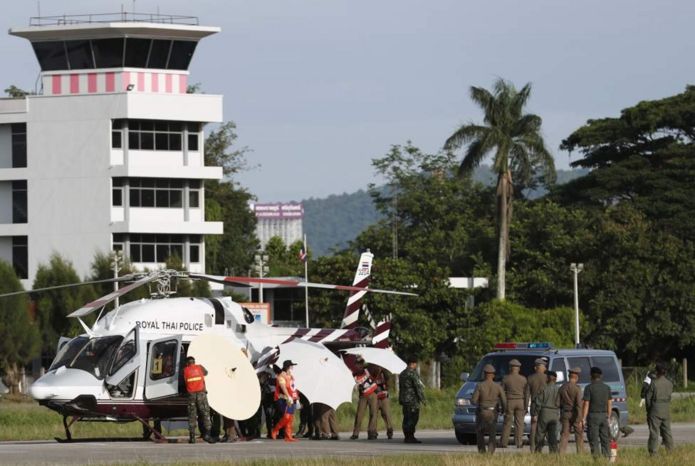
[0,13,224,285]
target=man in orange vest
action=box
[183,356,216,444]
[271,360,299,442]
[350,356,379,440]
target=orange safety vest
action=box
[354,368,378,397]
[274,372,297,401]
[184,364,206,393]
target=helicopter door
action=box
[144,335,182,400]
[104,327,140,399]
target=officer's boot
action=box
[203,430,217,444]
[387,428,394,440]
[284,414,298,442]
[188,431,196,444]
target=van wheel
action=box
[455,430,475,445]
[609,411,620,440]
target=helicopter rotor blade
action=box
[0,275,139,300]
[68,274,157,318]
[189,274,418,297]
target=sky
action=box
[1,0,693,201]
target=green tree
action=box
[557,85,695,240]
[4,85,33,98]
[444,78,555,300]
[0,261,40,394]
[33,254,89,357]
[203,121,258,275]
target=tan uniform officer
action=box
[525,358,547,451]
[501,359,527,448]
[558,367,584,453]
[472,364,506,454]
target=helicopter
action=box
[14,251,411,441]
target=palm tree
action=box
[444,78,555,300]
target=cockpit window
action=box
[49,336,89,371]
[109,340,136,376]
[69,336,124,379]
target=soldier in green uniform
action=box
[472,364,507,454]
[525,358,547,451]
[501,358,527,449]
[645,362,674,455]
[582,366,612,458]
[398,356,425,444]
[558,366,584,454]
[533,370,560,453]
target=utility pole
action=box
[112,250,123,309]
[303,234,309,328]
[570,263,584,348]
[253,253,269,303]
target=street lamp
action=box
[253,253,269,303]
[570,263,584,348]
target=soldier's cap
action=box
[282,360,298,370]
[534,358,547,366]
[569,367,582,375]
[590,366,602,376]
[509,359,521,367]
[483,364,496,374]
[547,370,557,378]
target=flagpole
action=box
[304,234,309,328]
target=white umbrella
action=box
[342,347,407,374]
[276,340,354,410]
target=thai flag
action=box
[298,248,307,262]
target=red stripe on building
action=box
[137,72,145,92]
[151,73,159,92]
[165,74,172,93]
[87,73,97,93]
[70,74,79,94]
[105,72,115,92]
[52,75,62,95]
[179,75,188,94]
[122,71,131,91]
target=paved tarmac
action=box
[1,424,694,465]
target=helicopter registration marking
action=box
[135,320,204,332]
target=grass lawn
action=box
[115,446,695,466]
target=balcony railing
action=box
[29,12,199,27]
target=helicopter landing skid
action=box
[53,415,168,443]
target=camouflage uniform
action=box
[526,359,548,451]
[188,391,212,436]
[399,366,425,442]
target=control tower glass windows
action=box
[32,41,68,71]
[119,119,183,151]
[117,178,200,208]
[65,40,94,69]
[11,123,27,168]
[31,38,198,71]
[92,38,124,68]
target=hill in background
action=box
[303,166,588,256]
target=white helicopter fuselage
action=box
[30,296,356,421]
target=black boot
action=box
[387,428,393,440]
[189,432,196,444]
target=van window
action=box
[550,357,567,379]
[567,357,592,384]
[469,355,540,382]
[592,356,621,383]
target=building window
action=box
[189,190,200,208]
[189,245,200,263]
[11,123,27,168]
[187,133,199,151]
[12,180,27,223]
[121,178,191,208]
[112,178,123,207]
[122,120,186,151]
[12,236,28,279]
[115,233,201,264]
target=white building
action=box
[252,203,304,249]
[0,13,223,286]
